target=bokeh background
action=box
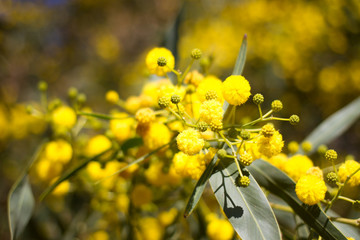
[1,0,360,239]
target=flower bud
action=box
[289,115,300,125]
[171,94,181,104]
[325,149,338,162]
[191,48,202,60]
[253,93,264,105]
[157,57,167,66]
[271,100,283,112]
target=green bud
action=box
[236,175,250,188]
[271,100,283,112]
[326,172,338,184]
[77,93,87,104]
[158,96,170,109]
[217,149,228,160]
[240,130,250,140]
[197,121,208,132]
[68,87,78,99]
[325,149,338,162]
[253,93,264,105]
[289,115,300,125]
[171,94,181,104]
[191,48,202,60]
[157,57,167,66]
[38,81,48,91]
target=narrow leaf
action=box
[248,159,348,240]
[209,158,281,240]
[78,111,133,120]
[8,175,35,240]
[232,34,248,76]
[121,137,143,153]
[299,97,360,155]
[184,155,218,218]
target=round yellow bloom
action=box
[135,108,155,126]
[110,112,135,142]
[52,180,71,196]
[36,158,63,181]
[199,100,223,126]
[196,75,224,103]
[159,208,178,226]
[145,47,175,76]
[184,70,204,87]
[295,175,327,205]
[222,75,251,106]
[130,184,152,207]
[86,135,112,157]
[137,217,164,240]
[172,152,205,180]
[288,141,299,154]
[338,160,360,187]
[143,123,171,150]
[206,218,234,240]
[268,153,288,170]
[105,90,119,104]
[306,166,323,179]
[177,128,204,155]
[44,139,73,164]
[257,131,284,158]
[52,106,77,129]
[89,230,109,240]
[283,154,314,182]
[115,193,129,213]
[86,161,105,181]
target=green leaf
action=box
[232,34,248,76]
[209,158,281,240]
[299,97,360,155]
[121,137,143,153]
[8,175,35,240]
[248,159,348,240]
[184,155,218,218]
[77,111,133,120]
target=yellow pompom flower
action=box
[283,154,314,182]
[143,123,171,150]
[130,184,153,207]
[222,75,251,106]
[268,153,288,170]
[36,158,63,181]
[105,90,119,104]
[135,108,155,126]
[89,230,109,240]
[137,217,164,240]
[115,193,130,213]
[295,175,327,205]
[51,180,71,196]
[257,131,284,158]
[145,47,175,76]
[306,166,323,179]
[110,112,135,142]
[86,161,105,181]
[338,160,360,187]
[199,99,224,126]
[206,217,234,240]
[159,208,178,226]
[172,152,205,180]
[177,128,204,155]
[196,75,224,103]
[85,135,112,157]
[44,139,73,164]
[52,106,77,129]
[184,70,204,87]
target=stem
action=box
[328,217,360,227]
[257,104,263,118]
[178,59,195,87]
[270,203,294,213]
[338,196,355,204]
[219,132,243,177]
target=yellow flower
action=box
[86,161,104,181]
[51,180,71,196]
[222,75,251,106]
[159,208,178,226]
[130,184,152,207]
[206,217,234,240]
[306,166,323,179]
[288,141,299,154]
[199,99,223,126]
[135,108,155,126]
[177,128,204,155]
[268,153,288,170]
[184,70,204,87]
[35,158,63,181]
[110,112,135,142]
[137,217,164,240]
[338,160,360,187]
[257,131,284,158]
[142,123,171,150]
[145,47,175,76]
[283,154,314,182]
[115,193,129,213]
[196,75,224,103]
[105,90,119,104]
[52,106,77,129]
[89,230,109,240]
[85,135,112,157]
[295,175,327,205]
[172,152,205,180]
[44,139,73,164]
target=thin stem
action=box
[338,196,355,204]
[328,217,360,227]
[270,203,294,213]
[257,104,263,118]
[178,59,195,87]
[219,132,243,177]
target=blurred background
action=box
[1,0,360,239]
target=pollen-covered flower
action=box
[283,154,314,182]
[145,47,175,76]
[199,99,223,126]
[105,90,119,104]
[52,106,77,129]
[222,75,251,106]
[177,128,204,155]
[295,175,327,205]
[130,184,153,207]
[172,152,205,180]
[110,112,135,142]
[338,159,360,187]
[257,131,284,158]
[85,135,112,157]
[135,108,155,126]
[206,217,234,240]
[143,123,171,150]
[44,139,73,164]
[196,75,224,103]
